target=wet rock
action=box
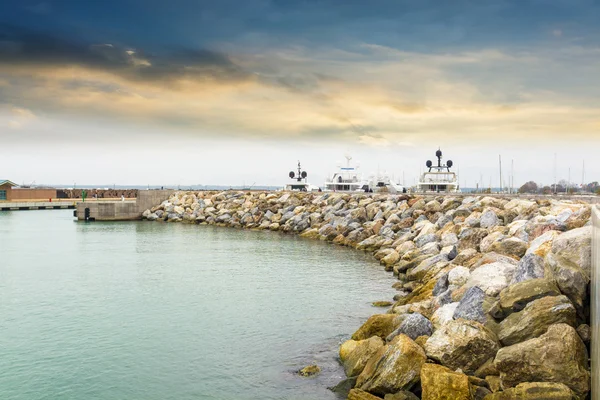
[348,388,383,400]
[494,324,590,398]
[420,363,471,400]
[383,391,419,400]
[328,377,358,398]
[386,313,433,341]
[340,337,386,377]
[372,301,393,307]
[497,278,561,317]
[352,314,403,341]
[497,295,576,346]
[356,335,426,396]
[424,319,500,374]
[510,253,545,284]
[298,364,321,377]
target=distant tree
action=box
[541,186,553,195]
[518,181,538,194]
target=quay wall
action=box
[76,190,173,221]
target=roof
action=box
[0,180,17,187]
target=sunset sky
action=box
[1,0,599,188]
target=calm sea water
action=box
[0,210,395,400]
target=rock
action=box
[489,237,527,258]
[341,337,386,377]
[441,232,459,247]
[386,313,432,341]
[406,255,448,282]
[357,335,426,396]
[497,278,561,317]
[328,377,358,398]
[448,266,470,287]
[453,286,487,324]
[440,245,458,260]
[546,252,588,312]
[381,251,400,268]
[485,376,502,393]
[480,231,506,253]
[432,273,449,296]
[414,335,429,349]
[298,364,321,377]
[472,386,492,400]
[465,262,517,297]
[424,319,500,374]
[372,301,393,307]
[483,382,577,399]
[474,358,498,378]
[431,302,459,328]
[497,295,576,346]
[576,324,590,344]
[458,228,489,252]
[480,209,499,229]
[454,248,479,265]
[504,199,536,215]
[348,389,383,400]
[383,391,419,400]
[550,226,591,276]
[494,324,589,398]
[420,363,471,400]
[415,233,438,248]
[421,242,441,256]
[526,230,560,258]
[352,314,403,340]
[510,254,545,284]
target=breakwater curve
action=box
[143,191,594,399]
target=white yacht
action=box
[367,172,407,193]
[324,155,369,192]
[416,149,460,193]
[284,161,320,192]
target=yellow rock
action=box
[420,363,471,400]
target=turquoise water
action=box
[0,210,395,400]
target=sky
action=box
[1,0,599,188]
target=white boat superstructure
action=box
[416,149,460,193]
[284,161,320,192]
[324,155,368,192]
[367,172,406,193]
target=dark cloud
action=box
[0,24,251,85]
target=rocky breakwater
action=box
[142,191,593,400]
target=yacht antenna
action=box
[499,155,502,194]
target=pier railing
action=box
[593,205,600,399]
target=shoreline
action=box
[142,190,593,399]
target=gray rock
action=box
[453,286,486,323]
[386,312,433,341]
[480,209,499,229]
[441,232,459,247]
[440,245,458,260]
[415,233,438,248]
[510,253,545,284]
[432,273,449,296]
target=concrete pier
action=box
[0,200,76,211]
[75,190,173,221]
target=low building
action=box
[0,180,58,201]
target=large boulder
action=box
[386,313,433,341]
[526,230,560,258]
[356,335,426,396]
[340,337,386,377]
[480,209,500,229]
[510,253,545,284]
[424,319,500,374]
[465,262,517,297]
[458,228,489,252]
[352,314,403,340]
[452,286,489,324]
[489,237,528,258]
[483,382,577,399]
[448,266,470,287]
[497,278,561,317]
[497,295,576,346]
[431,302,459,329]
[348,389,384,400]
[420,363,471,400]
[494,324,590,398]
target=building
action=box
[0,180,58,201]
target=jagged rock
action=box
[453,286,487,323]
[474,358,498,378]
[328,377,358,398]
[298,364,320,376]
[386,313,432,341]
[381,251,400,268]
[576,324,591,344]
[480,232,506,253]
[504,199,536,215]
[448,266,470,287]
[465,262,516,296]
[483,382,577,399]
[526,230,560,258]
[424,319,500,374]
[453,248,479,265]
[441,232,459,247]
[431,302,459,328]
[407,255,449,282]
[383,391,419,400]
[489,237,527,258]
[480,209,499,229]
[510,253,545,284]
[356,335,426,396]
[348,388,383,400]
[340,337,386,377]
[432,273,449,296]
[415,233,438,248]
[494,324,590,398]
[373,301,393,307]
[485,376,502,393]
[440,245,458,260]
[420,363,471,400]
[352,314,403,340]
[497,295,576,346]
[458,228,489,252]
[421,242,441,256]
[497,279,561,317]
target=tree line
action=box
[518,180,600,194]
